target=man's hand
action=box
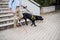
[23,6,27,9]
[21,5,27,9]
[10,8,14,13]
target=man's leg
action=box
[16,7,23,26]
[13,14,18,28]
[16,7,23,19]
[14,18,17,28]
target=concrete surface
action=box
[0,11,60,40]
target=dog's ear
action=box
[36,16,43,20]
[40,16,44,20]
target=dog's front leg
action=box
[31,20,37,26]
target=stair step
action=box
[0,19,30,27]
[1,0,9,1]
[0,10,9,11]
[0,22,13,27]
[0,1,8,3]
[0,14,13,17]
[0,18,29,22]
[0,8,9,10]
[0,18,13,22]
[0,5,8,8]
[0,2,8,5]
[0,16,13,20]
[0,11,11,13]
[0,12,12,14]
[0,1,8,2]
[0,13,12,15]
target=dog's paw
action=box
[34,25,37,27]
[25,23,28,25]
[31,24,33,26]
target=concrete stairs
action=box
[0,0,31,27]
[0,0,14,27]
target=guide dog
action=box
[22,13,43,26]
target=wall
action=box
[41,6,55,13]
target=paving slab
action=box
[0,12,60,40]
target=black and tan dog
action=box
[20,13,43,26]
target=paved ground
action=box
[0,11,60,40]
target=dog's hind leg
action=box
[25,18,28,25]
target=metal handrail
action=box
[29,0,40,7]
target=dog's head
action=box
[35,16,43,20]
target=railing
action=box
[29,0,40,7]
[22,0,41,16]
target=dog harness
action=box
[31,15,35,20]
